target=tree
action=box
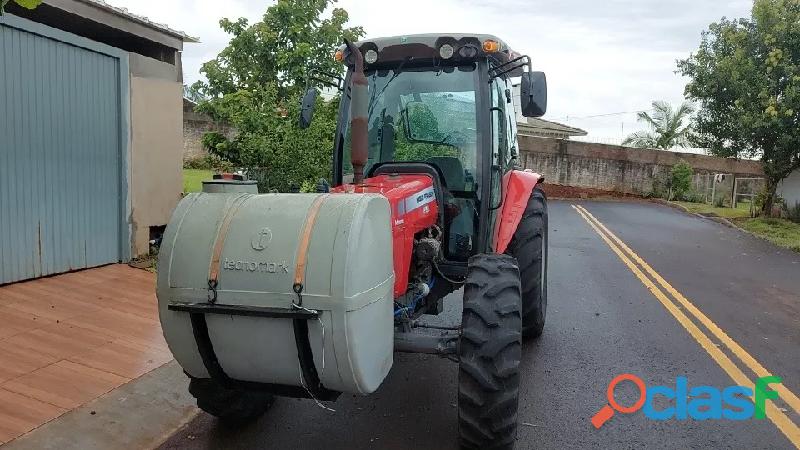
[193,0,363,192]
[183,84,206,104]
[193,0,363,102]
[0,0,42,14]
[622,101,695,149]
[677,0,800,215]
[200,84,340,191]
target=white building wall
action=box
[778,169,800,208]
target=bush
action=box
[670,160,694,201]
[300,180,317,193]
[753,190,785,217]
[183,154,234,172]
[682,190,705,203]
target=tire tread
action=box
[458,254,522,450]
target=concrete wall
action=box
[130,53,180,81]
[129,76,183,256]
[182,104,235,161]
[778,169,800,208]
[183,111,211,161]
[518,135,764,196]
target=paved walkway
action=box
[0,265,171,444]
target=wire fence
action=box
[733,177,765,215]
[692,173,765,214]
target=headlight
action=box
[439,44,454,59]
[365,49,378,64]
[458,45,479,59]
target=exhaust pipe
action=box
[345,39,368,185]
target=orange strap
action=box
[208,195,249,283]
[293,195,329,289]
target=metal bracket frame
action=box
[394,328,460,357]
[489,54,532,80]
[307,68,345,91]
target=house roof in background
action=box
[518,117,588,138]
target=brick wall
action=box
[518,135,764,196]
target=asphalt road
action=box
[159,200,800,450]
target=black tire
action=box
[458,254,522,450]
[188,378,274,424]
[506,187,548,339]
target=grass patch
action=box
[733,217,800,252]
[673,201,752,219]
[183,169,213,193]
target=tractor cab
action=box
[302,33,546,278]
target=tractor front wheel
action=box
[189,378,275,424]
[458,254,522,450]
[506,186,548,339]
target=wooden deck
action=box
[0,265,172,444]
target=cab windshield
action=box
[342,64,479,192]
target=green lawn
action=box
[734,217,800,252]
[671,200,799,252]
[183,169,213,193]
[673,201,753,219]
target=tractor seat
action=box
[427,156,465,192]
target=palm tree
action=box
[623,101,694,150]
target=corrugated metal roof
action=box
[75,0,199,42]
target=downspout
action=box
[345,39,368,185]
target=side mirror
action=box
[298,88,318,129]
[520,71,547,118]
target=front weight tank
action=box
[156,192,395,395]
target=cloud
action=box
[109,0,752,141]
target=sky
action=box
[110,0,753,143]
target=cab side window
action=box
[504,79,518,170]
[490,77,508,169]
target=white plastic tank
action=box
[157,192,395,395]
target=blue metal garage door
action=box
[0,19,124,284]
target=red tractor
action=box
[158,33,548,450]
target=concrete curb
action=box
[650,199,739,227]
[3,361,199,450]
[648,199,787,247]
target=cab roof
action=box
[342,33,523,69]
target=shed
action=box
[0,0,197,284]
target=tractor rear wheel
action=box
[458,254,522,450]
[189,378,274,424]
[506,187,548,339]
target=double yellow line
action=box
[571,204,800,448]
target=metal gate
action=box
[0,18,125,284]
